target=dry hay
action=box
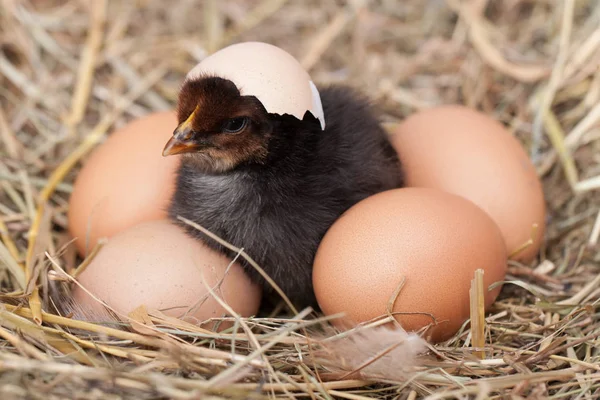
[1,0,600,399]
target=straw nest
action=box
[1,0,600,398]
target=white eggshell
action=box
[186,42,325,129]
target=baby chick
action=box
[163,75,403,309]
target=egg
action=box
[390,105,545,263]
[313,188,507,343]
[186,42,325,129]
[68,111,180,255]
[72,220,261,326]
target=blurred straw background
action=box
[1,0,600,398]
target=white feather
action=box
[316,325,428,381]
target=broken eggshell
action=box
[186,41,326,129]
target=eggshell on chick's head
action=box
[72,220,261,326]
[390,105,545,263]
[313,188,507,343]
[68,111,180,255]
[186,42,325,128]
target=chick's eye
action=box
[222,117,248,133]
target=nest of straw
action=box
[1,0,600,398]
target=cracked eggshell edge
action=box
[185,42,325,130]
[309,81,325,129]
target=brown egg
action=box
[390,105,545,263]
[68,111,180,255]
[313,188,507,343]
[72,220,261,326]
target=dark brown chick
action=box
[163,75,403,310]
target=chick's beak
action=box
[162,124,201,156]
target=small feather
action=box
[314,325,428,381]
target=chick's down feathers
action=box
[168,82,403,309]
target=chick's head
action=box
[163,76,272,173]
